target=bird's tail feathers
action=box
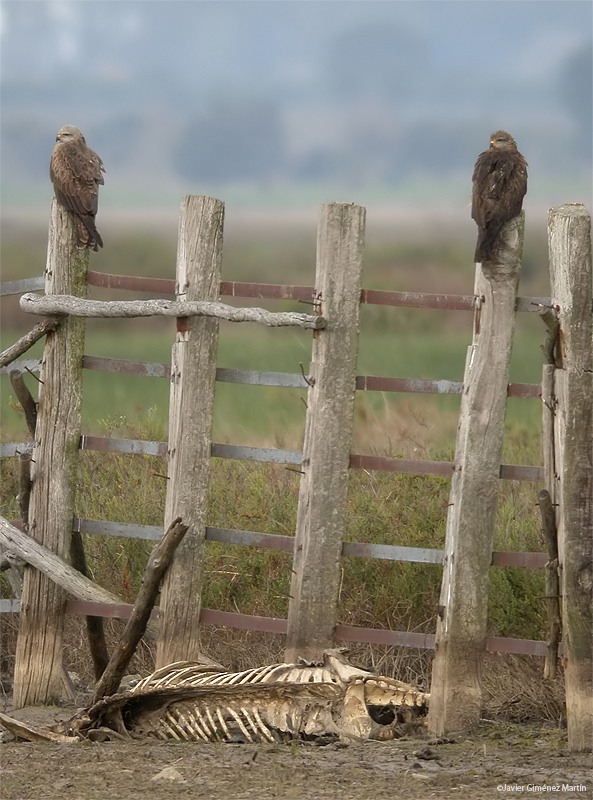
[76,217,103,252]
[474,223,503,263]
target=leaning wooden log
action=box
[0,317,59,368]
[19,292,326,330]
[92,517,189,703]
[538,307,560,367]
[0,515,121,607]
[8,371,37,438]
[0,711,76,744]
[16,452,32,528]
[70,531,110,682]
[0,550,24,572]
[0,549,24,598]
[537,489,561,680]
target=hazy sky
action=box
[1,0,591,214]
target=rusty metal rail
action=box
[0,434,544,482]
[0,598,552,657]
[73,517,547,569]
[83,270,550,312]
[2,356,541,400]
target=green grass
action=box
[1,227,550,659]
[0,406,546,644]
[0,315,545,444]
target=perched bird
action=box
[471,130,527,263]
[50,125,105,251]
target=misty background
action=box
[0,0,591,224]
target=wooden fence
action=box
[0,197,590,749]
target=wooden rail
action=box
[19,292,325,329]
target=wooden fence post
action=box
[155,196,223,668]
[547,203,592,753]
[13,200,87,707]
[285,202,365,663]
[428,213,524,735]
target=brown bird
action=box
[471,130,527,263]
[50,125,105,251]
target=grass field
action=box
[0,222,556,706]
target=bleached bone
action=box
[69,680,384,742]
[0,650,429,744]
[131,648,429,717]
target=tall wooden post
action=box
[285,202,365,663]
[547,203,592,753]
[156,196,223,668]
[13,200,87,707]
[428,213,524,735]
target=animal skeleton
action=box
[0,650,429,744]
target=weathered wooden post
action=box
[428,213,524,735]
[285,202,365,662]
[13,200,87,707]
[547,203,592,753]
[156,195,223,667]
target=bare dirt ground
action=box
[1,705,591,800]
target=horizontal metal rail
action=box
[0,277,45,297]
[0,442,33,458]
[74,517,548,569]
[78,435,304,465]
[2,356,541,401]
[81,272,551,312]
[350,453,545,482]
[1,436,544,482]
[79,356,541,398]
[86,271,176,295]
[0,358,40,377]
[2,273,550,313]
[0,598,552,657]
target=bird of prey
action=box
[471,130,527,263]
[50,125,105,251]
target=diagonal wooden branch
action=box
[0,318,60,368]
[9,370,37,437]
[537,489,561,680]
[19,292,326,329]
[0,711,77,744]
[0,515,121,606]
[16,452,32,529]
[538,307,560,367]
[70,530,110,681]
[92,516,189,703]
